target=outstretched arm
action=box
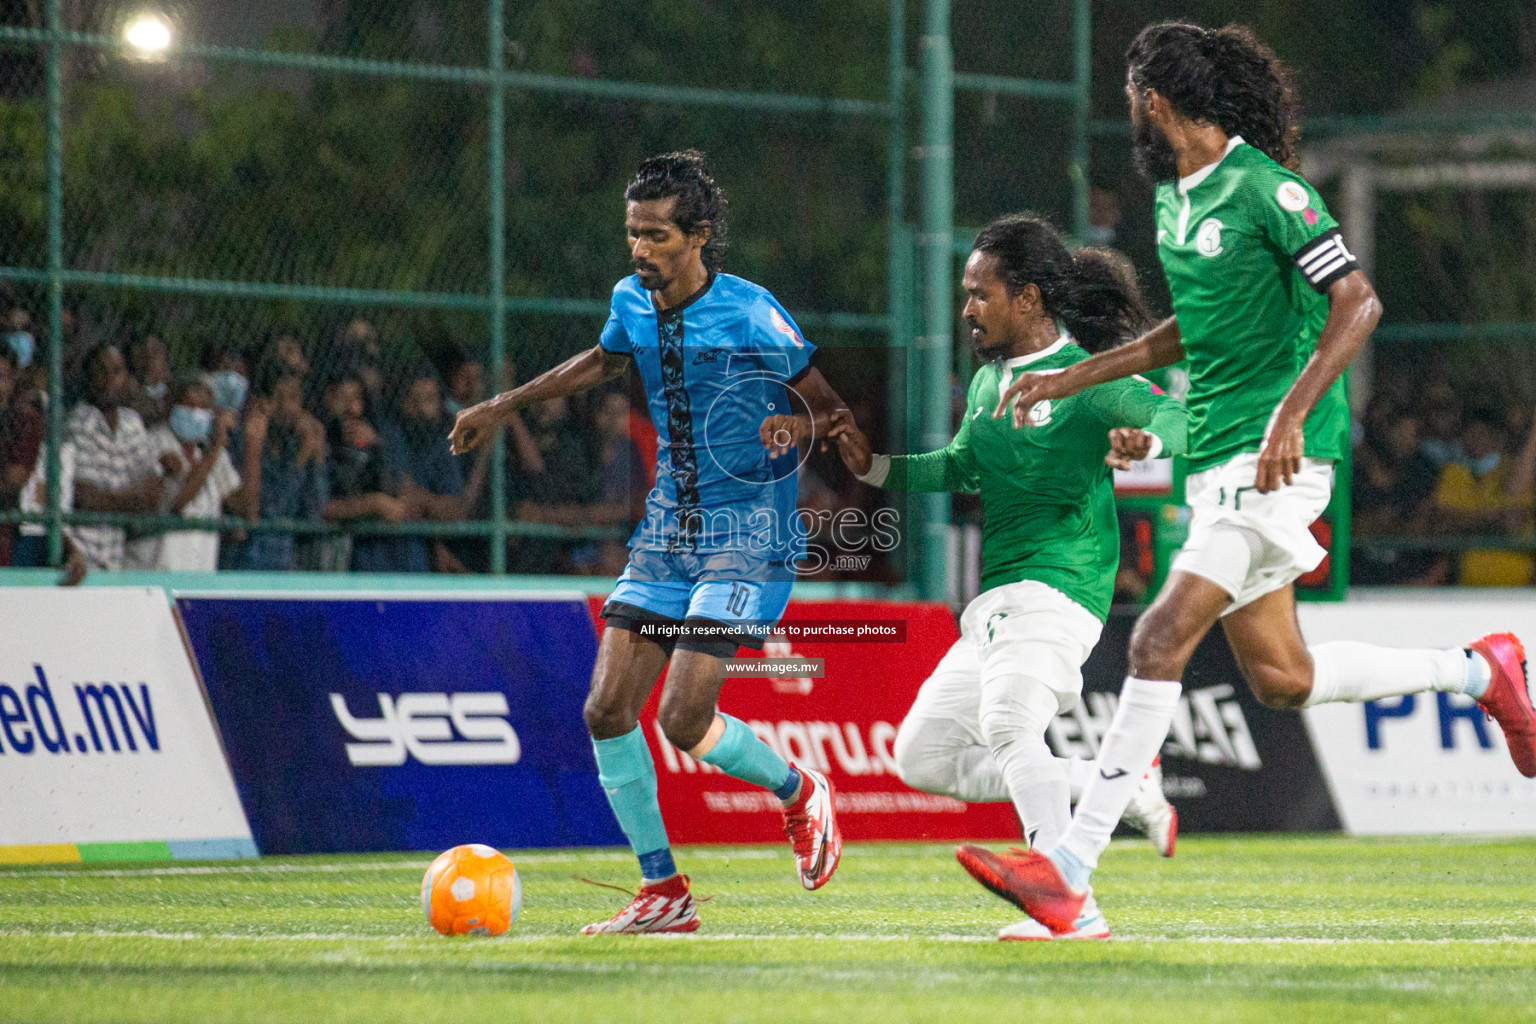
[1083,378,1188,470]
[759,367,849,459]
[449,345,630,455]
[993,317,1184,426]
[1255,269,1382,492]
[827,408,978,493]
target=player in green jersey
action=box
[979,22,1536,937]
[828,213,1187,940]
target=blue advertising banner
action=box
[176,593,624,855]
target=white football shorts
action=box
[1171,451,1335,614]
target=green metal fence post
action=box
[488,0,508,574]
[919,0,953,602]
[886,0,909,580]
[886,5,907,425]
[1071,0,1091,241]
[43,0,63,567]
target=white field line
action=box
[2,928,1535,946]
[0,848,786,881]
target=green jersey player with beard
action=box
[982,22,1536,939]
[829,213,1186,940]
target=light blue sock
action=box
[592,726,675,881]
[697,714,794,794]
[1465,649,1492,700]
[1046,844,1093,891]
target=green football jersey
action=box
[883,338,1186,621]
[1154,137,1356,472]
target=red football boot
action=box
[579,874,700,935]
[782,764,842,890]
[1469,633,1536,778]
[955,845,1087,935]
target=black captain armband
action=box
[1293,228,1361,293]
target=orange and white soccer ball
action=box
[421,844,522,936]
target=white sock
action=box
[1056,677,1182,870]
[980,677,1071,851]
[1062,755,1094,801]
[1303,642,1473,707]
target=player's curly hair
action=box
[972,213,1151,354]
[1127,22,1302,172]
[625,149,729,271]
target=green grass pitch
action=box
[2,835,1534,1023]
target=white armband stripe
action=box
[857,453,891,487]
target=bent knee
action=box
[892,718,958,794]
[656,700,714,753]
[582,690,636,740]
[1127,613,1190,679]
[1244,665,1312,709]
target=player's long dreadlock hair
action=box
[1126,22,1302,172]
[972,213,1151,354]
[625,149,729,271]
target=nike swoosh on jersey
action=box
[1098,767,1130,780]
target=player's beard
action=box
[968,321,1011,362]
[1132,118,1179,184]
[634,261,668,291]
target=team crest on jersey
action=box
[769,307,805,348]
[1026,399,1053,425]
[1196,218,1224,257]
[1276,181,1309,212]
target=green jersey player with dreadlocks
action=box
[829,213,1186,940]
[978,22,1536,937]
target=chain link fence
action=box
[0,0,919,579]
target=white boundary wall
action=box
[1299,591,1536,835]
[0,588,254,850]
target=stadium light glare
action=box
[123,13,173,56]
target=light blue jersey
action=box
[600,272,815,579]
[598,272,813,641]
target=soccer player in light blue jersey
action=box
[450,151,851,933]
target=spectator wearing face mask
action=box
[203,343,251,416]
[65,343,164,571]
[1418,383,1465,468]
[0,349,43,565]
[125,334,172,427]
[1432,406,1536,586]
[122,377,245,572]
[3,300,37,403]
[220,364,327,571]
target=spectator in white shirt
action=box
[123,377,245,571]
[66,343,162,570]
[14,439,89,584]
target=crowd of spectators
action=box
[1352,384,1536,586]
[13,288,1532,590]
[0,295,663,579]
